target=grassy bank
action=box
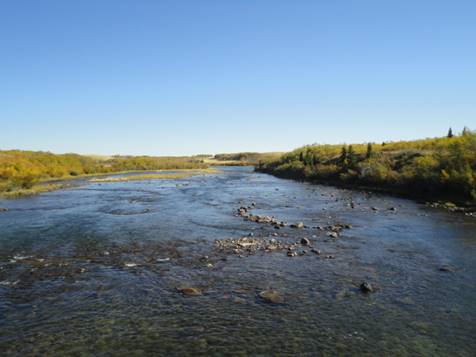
[89,168,220,183]
[257,129,476,206]
[0,183,75,198]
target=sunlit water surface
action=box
[0,167,475,356]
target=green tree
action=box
[366,143,373,159]
[447,127,454,138]
[340,146,348,165]
[347,145,357,168]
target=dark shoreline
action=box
[256,168,476,213]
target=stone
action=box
[311,249,321,255]
[258,290,284,304]
[300,237,311,246]
[0,208,8,212]
[291,222,305,229]
[328,232,339,239]
[360,282,374,293]
[180,287,202,296]
[439,265,457,273]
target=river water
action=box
[0,167,475,356]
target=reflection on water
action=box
[0,166,475,356]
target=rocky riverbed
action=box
[0,166,475,356]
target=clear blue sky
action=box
[1,0,475,156]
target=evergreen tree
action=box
[366,143,373,159]
[447,127,454,138]
[347,145,357,167]
[340,146,348,165]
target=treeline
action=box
[257,129,476,205]
[213,152,282,165]
[0,151,206,192]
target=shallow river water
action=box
[0,167,475,356]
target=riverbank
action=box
[256,169,476,216]
[256,131,476,210]
[0,168,219,198]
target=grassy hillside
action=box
[0,151,206,195]
[257,129,476,205]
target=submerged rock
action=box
[0,208,8,212]
[156,257,171,262]
[179,287,202,296]
[258,290,284,304]
[291,222,305,229]
[439,265,457,273]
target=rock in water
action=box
[439,265,456,273]
[0,208,8,212]
[180,287,202,296]
[360,282,374,293]
[259,290,284,304]
[300,237,311,246]
[291,222,305,229]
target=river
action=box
[0,166,475,356]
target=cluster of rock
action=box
[237,206,286,228]
[214,235,327,258]
[215,236,287,255]
[316,223,351,238]
[426,201,476,216]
